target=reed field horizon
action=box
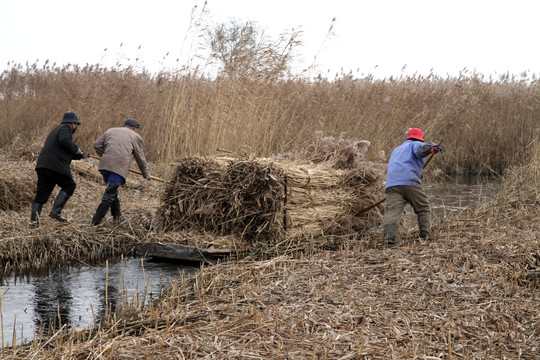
[1,61,539,178]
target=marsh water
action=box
[421,174,493,220]
[0,175,495,347]
[0,257,197,347]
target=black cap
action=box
[124,118,140,128]
[61,112,81,124]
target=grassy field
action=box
[0,65,539,358]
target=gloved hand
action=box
[144,172,152,180]
[75,147,89,159]
[431,145,443,154]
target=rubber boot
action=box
[92,182,118,225]
[30,202,43,228]
[383,233,396,246]
[91,202,111,225]
[420,232,437,242]
[49,190,71,222]
[111,197,124,224]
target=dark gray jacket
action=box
[36,123,83,178]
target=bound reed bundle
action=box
[158,157,286,243]
[157,149,386,243]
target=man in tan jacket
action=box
[91,118,151,225]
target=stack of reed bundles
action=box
[283,159,386,237]
[157,151,386,244]
[157,157,286,243]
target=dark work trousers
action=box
[33,169,76,204]
[382,185,432,240]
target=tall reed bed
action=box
[1,63,539,175]
[476,138,539,221]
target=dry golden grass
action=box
[1,65,539,178]
[1,62,539,358]
[0,156,35,211]
[6,219,539,359]
[483,139,540,214]
[1,143,538,359]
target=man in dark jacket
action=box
[30,112,89,227]
[383,128,442,245]
[91,118,151,225]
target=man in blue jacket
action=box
[30,112,89,227]
[383,128,442,245]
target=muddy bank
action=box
[0,162,159,280]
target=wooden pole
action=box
[88,154,166,183]
[358,197,386,214]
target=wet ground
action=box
[0,257,197,347]
[0,176,495,347]
[427,174,493,219]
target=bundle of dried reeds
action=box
[157,148,386,243]
[276,159,386,237]
[275,131,379,169]
[157,157,286,244]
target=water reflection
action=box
[427,175,494,217]
[0,257,197,347]
[33,271,74,332]
[399,175,496,225]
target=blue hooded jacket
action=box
[385,140,436,188]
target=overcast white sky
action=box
[1,0,540,79]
